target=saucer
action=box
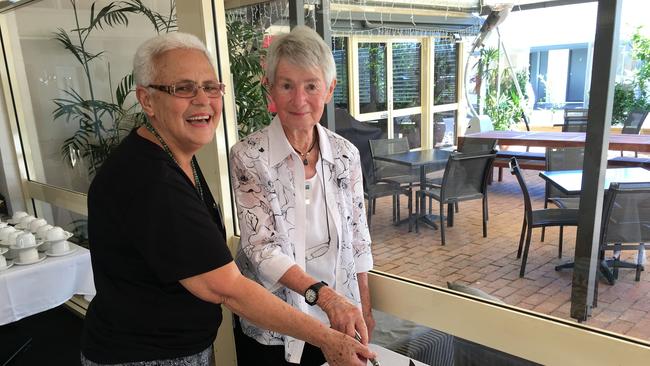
[9,242,43,251]
[14,252,46,265]
[44,231,74,242]
[46,245,78,257]
[0,260,14,271]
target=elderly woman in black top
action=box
[80,32,373,366]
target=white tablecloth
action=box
[322,343,427,366]
[0,244,95,325]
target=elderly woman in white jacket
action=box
[230,26,375,366]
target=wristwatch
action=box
[304,281,328,306]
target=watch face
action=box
[305,289,317,304]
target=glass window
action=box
[434,39,458,105]
[392,42,421,109]
[332,37,349,110]
[358,42,387,113]
[433,111,456,147]
[393,114,421,149]
[10,0,176,194]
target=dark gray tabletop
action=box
[373,149,452,170]
[539,167,650,195]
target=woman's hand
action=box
[320,328,375,366]
[318,287,369,344]
[363,309,376,342]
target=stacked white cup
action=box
[46,226,71,255]
[14,232,39,263]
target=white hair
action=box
[133,32,214,86]
[265,25,336,88]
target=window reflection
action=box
[393,42,421,109]
[332,37,349,110]
[11,0,175,194]
[358,42,387,113]
[434,39,457,105]
[393,114,421,149]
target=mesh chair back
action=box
[509,158,533,224]
[369,138,418,181]
[545,147,584,200]
[459,137,497,154]
[601,182,650,245]
[621,111,649,135]
[563,108,588,132]
[439,152,496,201]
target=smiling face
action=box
[136,48,222,157]
[269,58,336,133]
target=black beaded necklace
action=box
[143,121,205,201]
[292,127,318,166]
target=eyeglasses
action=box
[148,81,226,98]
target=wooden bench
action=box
[493,151,546,181]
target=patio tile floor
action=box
[369,167,650,342]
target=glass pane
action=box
[11,0,176,194]
[434,39,458,105]
[358,42,387,113]
[433,111,456,147]
[393,114,421,149]
[365,118,388,139]
[33,199,88,248]
[332,37,349,110]
[371,310,539,365]
[393,42,421,109]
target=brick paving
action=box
[369,168,650,342]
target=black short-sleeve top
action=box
[81,129,232,363]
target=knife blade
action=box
[353,330,380,366]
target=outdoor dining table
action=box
[459,130,650,153]
[538,167,650,282]
[373,148,452,229]
[539,167,650,195]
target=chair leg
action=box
[498,167,503,182]
[415,192,420,233]
[558,226,564,259]
[447,203,454,227]
[391,195,396,222]
[520,226,533,277]
[455,202,459,213]
[482,198,488,238]
[373,198,377,214]
[396,193,401,223]
[517,219,527,259]
[559,226,564,258]
[541,201,547,242]
[440,201,446,245]
[407,190,413,233]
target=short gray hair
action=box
[265,25,336,88]
[133,32,214,86]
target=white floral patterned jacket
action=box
[229,116,373,363]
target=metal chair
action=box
[509,157,579,277]
[597,182,650,284]
[541,147,584,248]
[361,146,413,230]
[620,110,649,157]
[368,138,418,220]
[562,108,588,132]
[416,151,496,245]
